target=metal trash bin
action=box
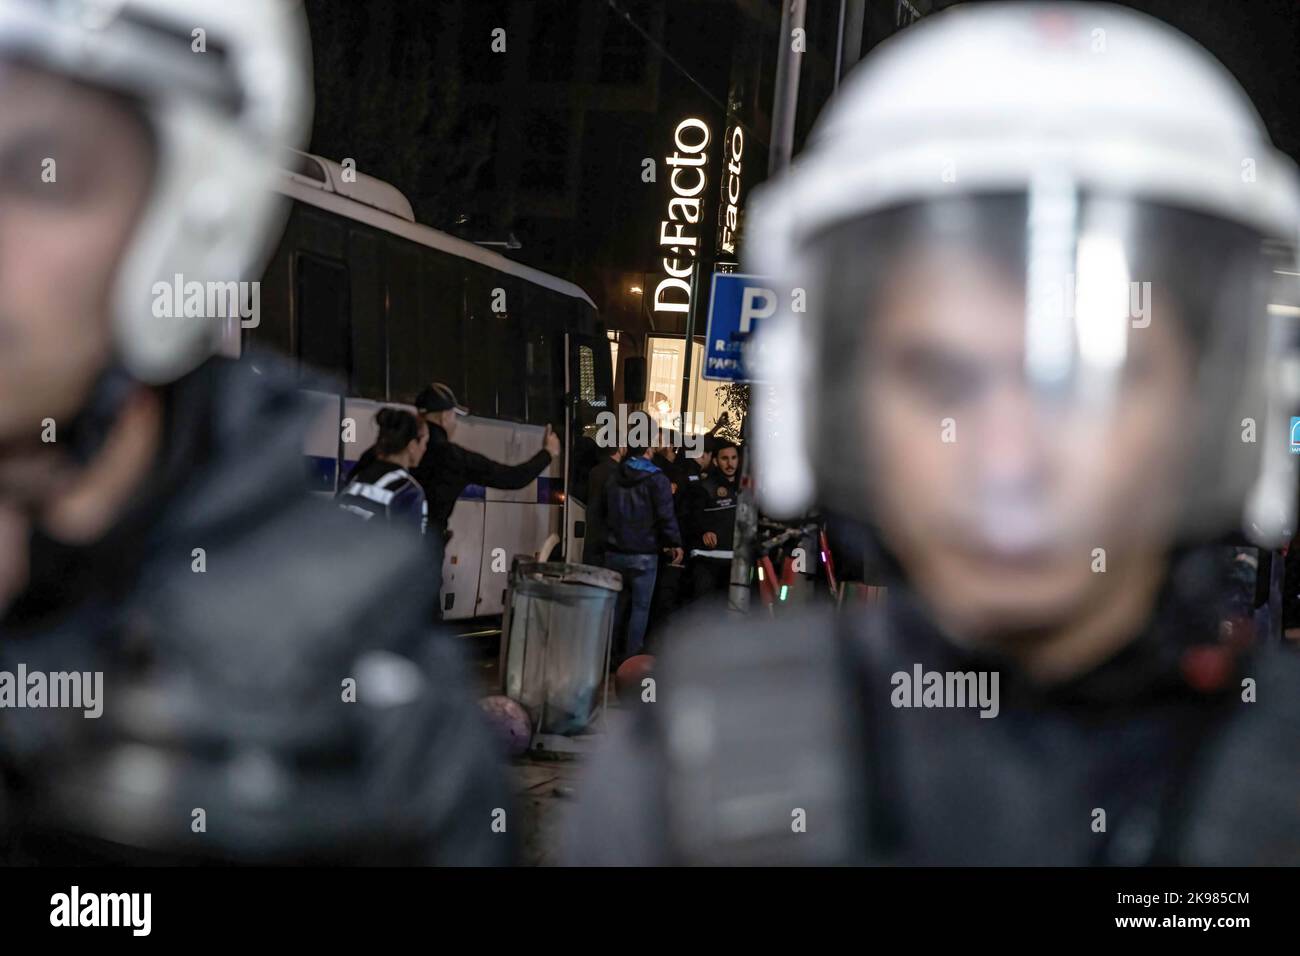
[500,560,623,736]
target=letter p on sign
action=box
[739,286,777,333]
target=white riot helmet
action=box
[0,0,312,383]
[747,2,1300,549]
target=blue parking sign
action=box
[703,272,776,382]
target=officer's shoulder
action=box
[645,604,865,864]
[150,493,433,661]
[1178,643,1300,863]
[146,358,437,659]
[204,352,310,429]
[655,604,844,692]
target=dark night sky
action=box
[304,0,1300,301]
[1141,0,1300,164]
[1023,0,1299,165]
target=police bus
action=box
[239,150,613,621]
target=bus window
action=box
[464,267,501,416]
[464,267,528,420]
[525,333,560,425]
[347,227,386,400]
[253,227,294,358]
[497,285,527,422]
[384,237,424,402]
[573,337,610,430]
[295,253,351,386]
[577,344,596,403]
[417,247,466,400]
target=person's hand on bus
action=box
[543,425,561,458]
[703,531,718,548]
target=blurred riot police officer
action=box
[0,0,511,864]
[566,2,1300,866]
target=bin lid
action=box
[512,561,623,592]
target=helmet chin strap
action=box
[61,362,139,469]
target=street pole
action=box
[767,0,806,174]
[838,0,866,89]
[729,0,805,613]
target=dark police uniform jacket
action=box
[679,470,739,555]
[338,458,426,536]
[0,357,513,865]
[563,557,1300,865]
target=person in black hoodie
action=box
[646,436,687,639]
[412,383,561,619]
[651,439,686,496]
[603,445,683,662]
[581,444,623,567]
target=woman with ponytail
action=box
[337,408,429,536]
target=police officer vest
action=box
[339,467,427,533]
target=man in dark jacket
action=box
[679,440,740,601]
[603,446,683,662]
[646,437,686,637]
[410,383,561,618]
[581,444,623,566]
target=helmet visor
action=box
[805,189,1294,564]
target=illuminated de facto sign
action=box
[653,117,711,316]
[718,124,743,256]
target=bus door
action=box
[471,416,549,617]
[294,251,351,494]
[566,333,613,561]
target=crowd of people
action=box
[333,389,746,669]
[577,427,743,664]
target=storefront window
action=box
[646,335,728,438]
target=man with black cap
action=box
[413,382,562,618]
